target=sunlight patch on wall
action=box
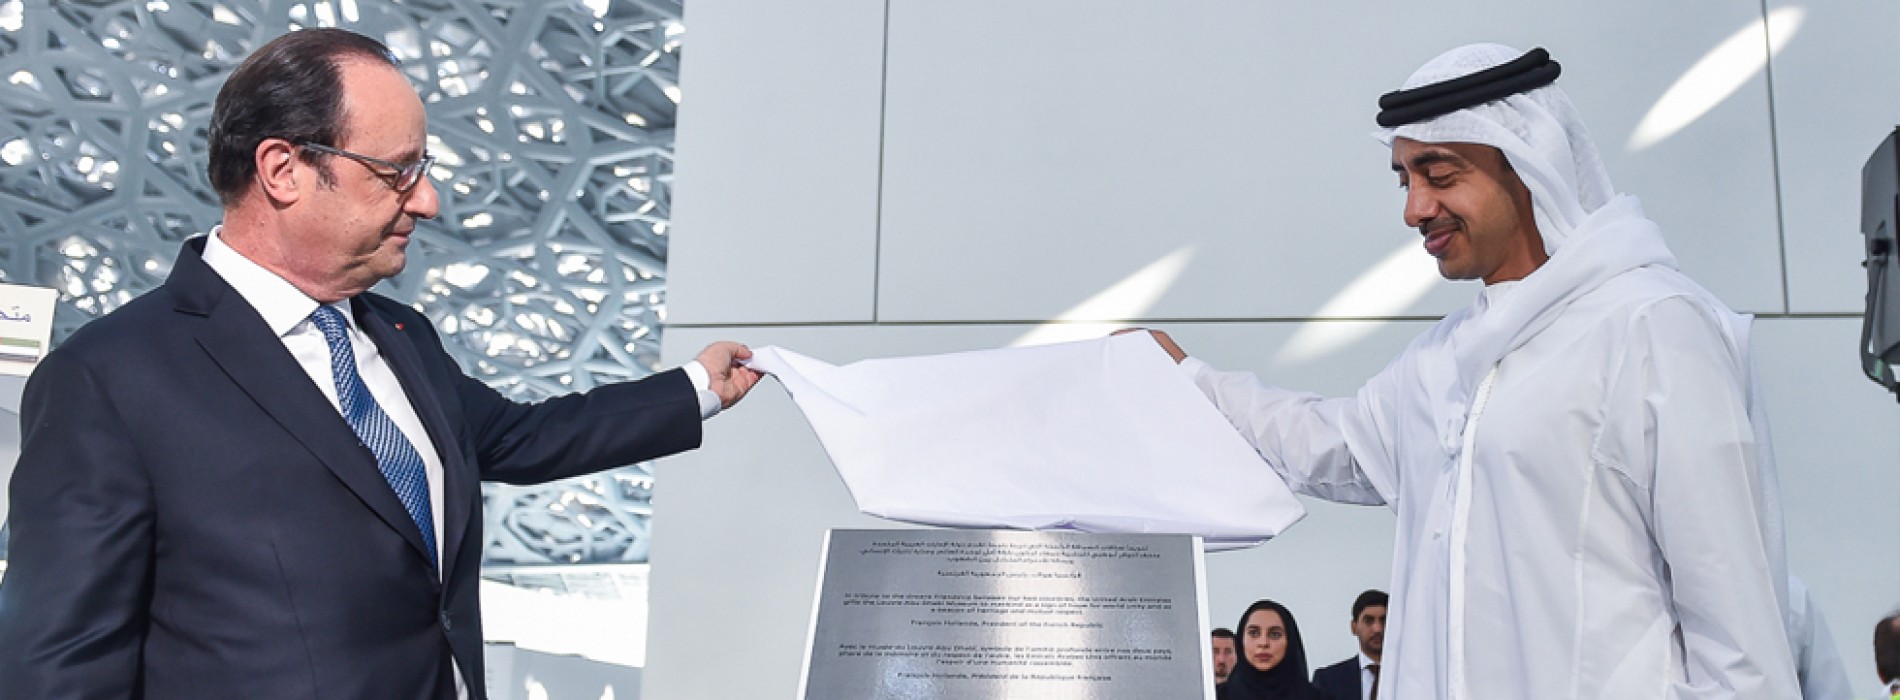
[1009,247,1195,347]
[1627,7,1804,152]
[1275,241,1441,364]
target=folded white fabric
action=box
[745,334,1305,549]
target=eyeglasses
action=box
[298,142,435,192]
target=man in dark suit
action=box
[1212,626,1237,685]
[1312,590,1387,700]
[0,28,758,699]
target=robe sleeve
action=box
[1607,296,1799,700]
[1182,357,1387,506]
[1788,576,1855,700]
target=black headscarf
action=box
[1216,599,1318,700]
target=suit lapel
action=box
[171,239,437,570]
[353,299,476,577]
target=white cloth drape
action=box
[746,334,1305,548]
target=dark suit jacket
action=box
[0,238,702,699]
[1312,656,1363,700]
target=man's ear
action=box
[255,138,303,205]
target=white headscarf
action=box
[1364,44,1682,457]
[1373,43,1616,254]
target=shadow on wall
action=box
[484,643,641,700]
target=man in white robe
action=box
[1144,44,1798,698]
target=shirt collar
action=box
[1359,651,1378,669]
[1479,278,1520,307]
[200,226,346,336]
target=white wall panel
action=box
[1768,1,1900,313]
[652,1,1895,696]
[645,326,1004,700]
[874,1,1784,323]
[1754,317,1900,696]
[668,0,887,324]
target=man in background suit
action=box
[0,28,758,699]
[1312,590,1386,700]
[1212,626,1238,685]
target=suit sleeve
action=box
[455,368,702,484]
[0,350,154,699]
[1608,297,1798,700]
[388,304,705,485]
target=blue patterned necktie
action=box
[310,304,437,567]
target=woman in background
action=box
[1218,599,1318,700]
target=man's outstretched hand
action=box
[1112,328,1187,363]
[697,341,762,408]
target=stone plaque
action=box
[799,529,1213,699]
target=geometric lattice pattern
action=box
[0,0,683,566]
